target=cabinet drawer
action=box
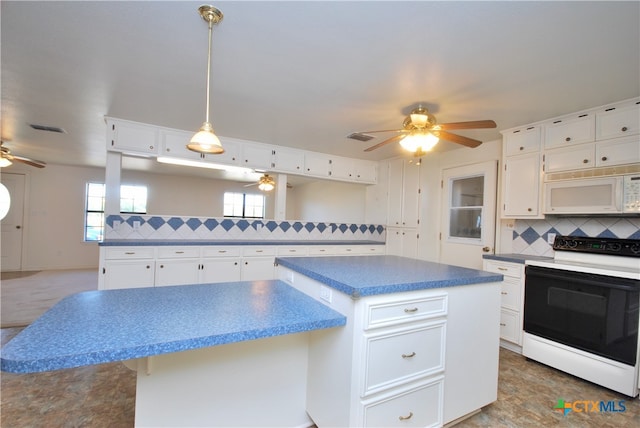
[363,322,445,396]
[366,294,447,330]
[157,246,200,259]
[242,247,276,257]
[500,309,521,345]
[500,277,521,311]
[359,245,385,255]
[276,246,309,256]
[333,246,359,255]
[104,247,154,260]
[201,246,241,258]
[484,260,522,278]
[362,376,444,428]
[308,246,334,256]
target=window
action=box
[448,175,484,240]
[84,183,147,241]
[223,192,265,218]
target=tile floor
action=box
[1,326,638,427]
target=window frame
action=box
[223,191,265,219]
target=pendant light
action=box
[187,5,225,154]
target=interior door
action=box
[1,173,26,271]
[440,161,497,269]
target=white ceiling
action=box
[2,1,639,181]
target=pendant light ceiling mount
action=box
[187,5,225,155]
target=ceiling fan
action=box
[0,141,46,168]
[349,105,497,155]
[244,174,276,192]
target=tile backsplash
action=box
[513,217,640,257]
[105,214,385,242]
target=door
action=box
[440,161,497,269]
[1,173,25,271]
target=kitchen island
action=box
[2,255,502,427]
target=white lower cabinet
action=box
[99,243,385,289]
[278,265,500,427]
[483,259,524,352]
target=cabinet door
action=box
[503,126,541,156]
[273,148,305,174]
[544,114,595,149]
[595,136,640,167]
[305,154,331,177]
[241,257,275,281]
[387,160,404,226]
[502,153,541,217]
[388,159,420,228]
[385,227,417,258]
[160,129,201,160]
[200,258,242,283]
[330,156,354,181]
[499,309,521,344]
[214,138,241,165]
[354,159,378,183]
[102,260,155,289]
[155,259,200,286]
[107,118,159,155]
[596,102,640,140]
[241,144,274,169]
[544,143,595,173]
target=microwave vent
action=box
[545,164,640,182]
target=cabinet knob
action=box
[527,208,532,212]
[501,291,508,295]
[500,323,507,326]
[582,159,589,164]
[621,126,628,132]
[601,156,608,162]
[565,137,571,142]
[146,265,150,269]
[519,146,524,151]
[160,264,164,268]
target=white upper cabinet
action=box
[595,136,640,167]
[502,153,542,217]
[161,129,201,160]
[544,113,595,149]
[595,100,640,141]
[107,118,159,155]
[304,153,332,178]
[387,158,420,227]
[241,143,275,170]
[215,137,241,165]
[544,143,596,173]
[503,126,541,156]
[272,147,305,174]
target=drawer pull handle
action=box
[500,323,506,326]
[175,251,184,254]
[125,252,135,255]
[501,291,508,295]
[402,352,416,359]
[256,250,263,253]
[497,267,507,271]
[404,307,418,313]
[399,412,413,421]
[218,250,227,253]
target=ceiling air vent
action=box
[347,132,374,142]
[29,123,66,133]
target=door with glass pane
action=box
[440,161,497,269]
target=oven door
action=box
[524,265,639,365]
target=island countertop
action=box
[0,280,346,374]
[276,255,503,298]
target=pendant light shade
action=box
[188,5,224,155]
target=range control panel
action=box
[553,235,640,257]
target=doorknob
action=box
[482,246,491,252]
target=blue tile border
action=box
[105,214,386,242]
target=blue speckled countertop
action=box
[276,255,503,298]
[0,280,345,374]
[482,253,553,264]
[99,239,385,246]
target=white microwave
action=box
[543,176,627,214]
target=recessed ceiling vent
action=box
[29,123,66,133]
[347,132,374,142]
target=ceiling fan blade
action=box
[13,155,46,168]
[357,129,409,134]
[364,134,406,152]
[436,130,483,148]
[243,182,258,187]
[437,120,497,130]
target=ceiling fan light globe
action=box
[187,123,224,154]
[0,157,13,167]
[400,132,439,153]
[410,113,429,128]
